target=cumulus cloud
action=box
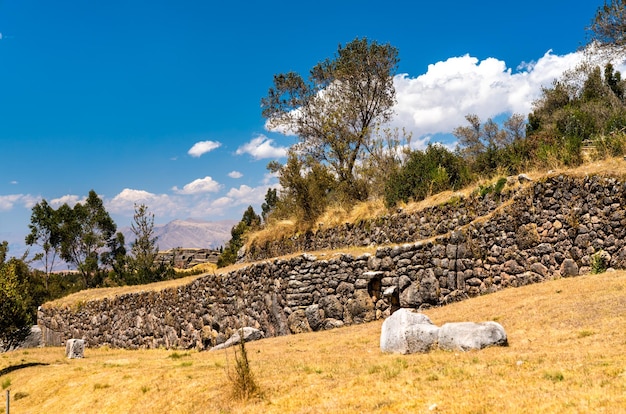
[391,50,588,138]
[108,188,180,216]
[225,184,271,206]
[0,194,37,211]
[172,176,221,195]
[236,134,288,159]
[50,194,86,208]
[228,171,243,179]
[187,140,221,157]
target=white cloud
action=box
[211,197,234,209]
[236,134,288,159]
[0,194,25,211]
[391,50,589,138]
[50,194,85,208]
[172,176,221,195]
[108,188,179,216]
[228,171,243,179]
[0,33,3,40]
[226,184,270,206]
[187,140,221,158]
[10,181,17,185]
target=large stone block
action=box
[380,309,438,354]
[437,321,508,351]
[66,339,85,359]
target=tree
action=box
[128,203,161,284]
[588,0,626,52]
[0,242,36,349]
[261,188,278,223]
[101,231,127,283]
[384,144,471,207]
[25,199,61,289]
[262,37,399,202]
[217,206,261,268]
[268,154,336,224]
[453,114,519,160]
[58,190,117,288]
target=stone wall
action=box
[242,182,517,262]
[38,174,626,350]
[156,248,220,269]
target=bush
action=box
[229,331,260,400]
[384,144,472,207]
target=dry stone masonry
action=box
[38,174,626,350]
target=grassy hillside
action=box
[3,270,625,413]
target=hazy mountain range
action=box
[2,219,236,271]
[120,218,237,251]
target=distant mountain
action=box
[121,218,236,251]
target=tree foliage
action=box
[0,242,39,349]
[262,37,399,203]
[261,188,278,223]
[126,203,162,284]
[589,0,626,51]
[384,144,471,207]
[25,199,61,289]
[58,190,117,288]
[217,206,261,268]
[526,62,626,166]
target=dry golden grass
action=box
[175,262,218,275]
[4,270,625,413]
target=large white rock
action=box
[380,309,439,354]
[65,339,85,359]
[437,321,508,351]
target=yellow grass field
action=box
[2,270,625,413]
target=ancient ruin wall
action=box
[38,175,626,350]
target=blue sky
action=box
[0,0,608,255]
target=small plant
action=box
[543,371,564,382]
[1,378,10,390]
[590,250,608,274]
[578,330,595,338]
[493,177,507,195]
[229,330,260,400]
[93,383,110,390]
[179,361,193,367]
[13,391,29,400]
[140,385,150,394]
[168,352,190,360]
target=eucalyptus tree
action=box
[262,37,400,204]
[25,199,61,289]
[58,190,117,288]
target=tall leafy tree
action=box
[261,188,278,223]
[58,190,117,288]
[0,242,36,349]
[217,206,261,268]
[128,203,160,284]
[25,199,61,289]
[262,37,399,202]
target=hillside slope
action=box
[3,271,625,413]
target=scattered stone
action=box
[66,339,85,359]
[518,174,532,183]
[560,259,579,277]
[211,327,264,351]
